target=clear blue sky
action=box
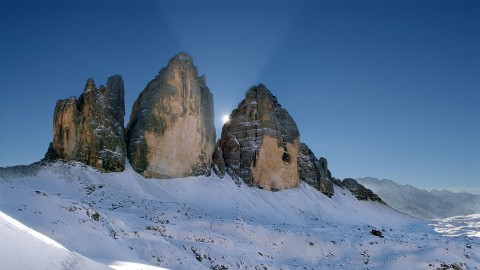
[0,0,478,191]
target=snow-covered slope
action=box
[1,162,478,269]
[0,211,112,270]
[357,177,480,220]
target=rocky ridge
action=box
[45,76,126,172]
[334,178,384,203]
[357,177,480,219]
[297,142,334,197]
[41,52,382,203]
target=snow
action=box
[433,214,480,238]
[0,211,112,270]
[99,148,124,158]
[1,162,479,269]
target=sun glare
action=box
[222,114,230,124]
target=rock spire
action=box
[217,84,300,190]
[126,52,216,178]
[45,75,126,172]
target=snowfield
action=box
[0,211,113,270]
[0,162,478,270]
[433,214,480,238]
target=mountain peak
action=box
[126,52,215,178]
[218,84,300,190]
[46,76,126,172]
[169,52,194,64]
[84,78,96,93]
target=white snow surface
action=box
[433,214,480,238]
[0,210,112,270]
[0,162,478,270]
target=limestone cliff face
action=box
[219,84,300,190]
[45,76,126,172]
[297,143,334,197]
[126,52,215,178]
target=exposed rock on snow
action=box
[126,52,216,178]
[297,142,334,197]
[218,84,300,190]
[45,76,126,172]
[334,178,384,203]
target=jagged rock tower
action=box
[45,75,126,172]
[218,84,300,190]
[126,52,216,178]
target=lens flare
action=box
[222,114,230,124]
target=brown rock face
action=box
[45,76,126,172]
[219,84,300,190]
[126,52,216,178]
[297,142,334,197]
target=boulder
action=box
[126,52,216,178]
[219,84,300,190]
[45,75,126,172]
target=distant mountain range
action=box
[357,177,480,220]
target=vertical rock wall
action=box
[45,76,126,172]
[41,52,365,201]
[126,52,216,178]
[218,84,300,190]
